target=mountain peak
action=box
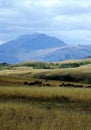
[0,33,67,63]
[17,33,40,40]
[0,33,91,63]
[14,33,66,49]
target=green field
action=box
[0,59,91,130]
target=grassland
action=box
[0,59,91,130]
[0,101,91,130]
[0,86,91,130]
[1,58,91,84]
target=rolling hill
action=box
[0,58,91,85]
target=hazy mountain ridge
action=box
[41,45,91,62]
[0,33,91,63]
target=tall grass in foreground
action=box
[0,103,91,130]
[0,86,91,130]
[0,87,91,102]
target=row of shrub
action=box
[0,60,91,69]
[24,81,91,88]
[59,61,90,68]
[0,62,9,67]
[24,81,51,87]
[19,61,91,69]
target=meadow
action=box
[0,59,91,130]
[0,86,91,130]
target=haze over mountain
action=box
[0,33,66,63]
[0,33,91,63]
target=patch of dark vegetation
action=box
[59,83,84,88]
[24,82,28,85]
[41,74,78,82]
[0,62,9,67]
[28,81,42,86]
[24,80,52,87]
[86,86,91,88]
[46,83,51,86]
[21,62,54,69]
[24,80,90,88]
[37,74,91,85]
[59,61,90,68]
[0,62,10,70]
[82,79,91,84]
[75,85,83,88]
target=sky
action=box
[0,0,91,45]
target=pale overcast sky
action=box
[0,0,91,45]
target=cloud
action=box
[0,0,91,44]
[59,30,91,45]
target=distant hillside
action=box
[85,56,91,59]
[1,58,91,84]
[15,58,91,69]
[0,33,91,63]
[18,59,91,84]
[39,45,91,61]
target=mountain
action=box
[0,33,66,63]
[39,45,91,61]
[0,33,91,63]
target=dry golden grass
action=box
[26,64,91,83]
[0,58,91,77]
[0,59,91,129]
[0,102,90,130]
[0,67,33,75]
[1,59,91,85]
[0,66,50,77]
[0,86,91,103]
[29,64,91,76]
[0,86,91,130]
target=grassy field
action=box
[0,102,91,130]
[0,59,91,130]
[0,86,91,102]
[0,86,91,130]
[1,60,91,84]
